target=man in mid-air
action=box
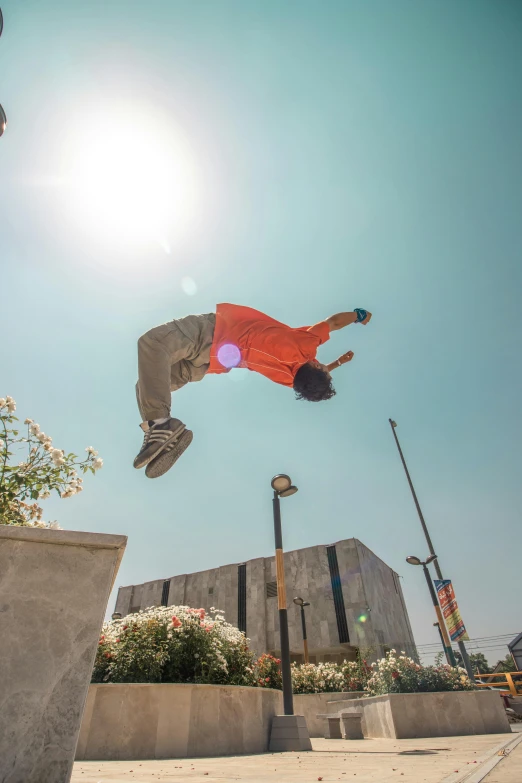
[134,303,372,477]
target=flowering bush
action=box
[0,396,103,528]
[92,610,475,698]
[366,650,475,696]
[92,605,256,685]
[253,653,282,690]
[291,661,345,693]
[290,656,371,694]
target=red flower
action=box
[116,638,121,643]
[265,677,270,682]
[100,635,105,641]
[123,625,128,630]
[392,671,399,679]
[104,652,111,659]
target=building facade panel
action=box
[114,538,417,663]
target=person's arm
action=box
[326,310,372,331]
[326,350,354,372]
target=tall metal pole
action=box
[389,419,474,681]
[300,605,309,664]
[273,492,294,715]
[423,565,456,666]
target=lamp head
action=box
[425,554,438,565]
[406,555,422,566]
[293,596,304,607]
[271,474,292,492]
[279,485,298,498]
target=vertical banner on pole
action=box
[435,579,469,642]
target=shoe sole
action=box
[145,430,193,478]
[133,422,186,470]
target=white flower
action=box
[61,489,75,498]
[6,396,14,404]
[75,484,83,492]
[54,457,66,466]
[0,398,6,408]
[48,521,61,530]
[30,423,41,435]
[7,401,16,413]
[37,432,48,443]
[86,446,98,455]
[0,439,3,449]
[92,457,103,471]
[24,418,33,424]
[40,490,51,500]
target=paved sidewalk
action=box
[482,732,522,782]
[72,733,516,783]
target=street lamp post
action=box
[389,419,475,681]
[271,474,298,716]
[406,555,456,666]
[293,597,310,664]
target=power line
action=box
[416,634,517,649]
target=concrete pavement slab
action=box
[72,733,516,783]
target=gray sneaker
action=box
[145,429,193,478]
[133,418,186,470]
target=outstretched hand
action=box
[338,350,354,365]
[361,311,372,325]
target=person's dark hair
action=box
[293,362,336,402]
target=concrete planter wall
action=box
[76,685,366,760]
[330,691,511,739]
[0,526,127,783]
[77,684,281,760]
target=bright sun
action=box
[60,105,199,249]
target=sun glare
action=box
[59,105,199,249]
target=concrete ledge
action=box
[77,685,363,758]
[0,526,127,783]
[77,683,282,760]
[334,691,511,739]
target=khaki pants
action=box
[136,313,216,422]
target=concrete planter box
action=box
[76,685,366,759]
[77,683,282,759]
[331,691,511,739]
[0,526,126,783]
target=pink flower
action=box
[199,608,206,620]
[172,616,182,628]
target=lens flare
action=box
[217,343,241,369]
[181,277,197,296]
[357,614,367,624]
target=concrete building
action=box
[114,538,417,662]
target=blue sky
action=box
[1,0,521,665]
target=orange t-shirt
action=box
[208,304,330,387]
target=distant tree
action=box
[453,651,491,674]
[494,653,517,673]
